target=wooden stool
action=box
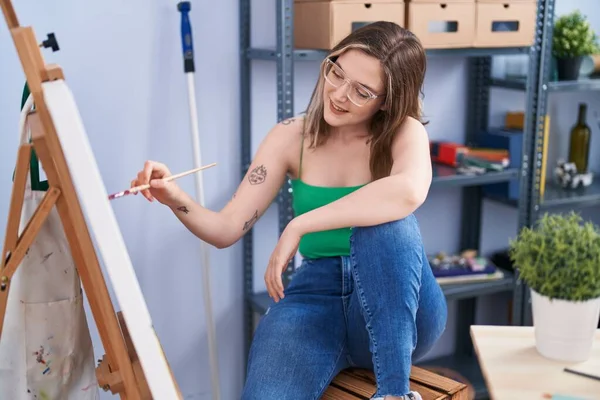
[322,366,470,399]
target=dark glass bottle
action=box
[568,103,591,173]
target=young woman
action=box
[131,21,447,400]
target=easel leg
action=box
[0,144,61,335]
[1,143,31,261]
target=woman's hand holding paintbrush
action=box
[109,161,216,205]
[120,160,231,248]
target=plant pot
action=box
[531,289,600,362]
[556,56,583,81]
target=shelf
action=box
[539,179,600,210]
[486,179,600,210]
[438,270,515,301]
[246,46,530,62]
[426,47,529,57]
[417,353,488,400]
[484,179,600,211]
[491,77,600,92]
[548,78,600,92]
[431,164,519,188]
[248,270,514,315]
[490,78,527,91]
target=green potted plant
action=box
[552,10,599,81]
[509,212,600,362]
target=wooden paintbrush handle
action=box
[131,162,217,193]
[164,162,217,182]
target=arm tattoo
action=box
[281,118,295,125]
[248,165,267,185]
[243,210,259,231]
[176,206,190,214]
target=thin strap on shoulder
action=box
[298,133,305,179]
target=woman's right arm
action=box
[132,118,301,248]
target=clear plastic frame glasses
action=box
[322,58,382,107]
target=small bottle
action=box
[568,103,591,173]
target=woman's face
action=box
[322,49,386,129]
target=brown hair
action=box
[302,21,427,181]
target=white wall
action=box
[0,1,598,399]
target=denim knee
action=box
[350,214,422,252]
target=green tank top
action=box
[291,135,364,259]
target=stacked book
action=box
[429,250,505,285]
[429,141,511,175]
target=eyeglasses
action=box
[322,58,382,107]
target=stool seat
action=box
[322,366,470,400]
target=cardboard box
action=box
[294,0,401,2]
[406,1,476,49]
[408,0,473,2]
[475,0,534,2]
[473,1,537,47]
[294,1,405,50]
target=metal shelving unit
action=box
[488,53,600,218]
[492,77,600,92]
[513,1,600,327]
[488,0,600,332]
[239,0,552,398]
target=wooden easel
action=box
[0,2,181,399]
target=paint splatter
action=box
[33,346,51,375]
[81,384,94,391]
[34,346,46,364]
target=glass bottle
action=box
[568,103,591,173]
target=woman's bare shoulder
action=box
[255,114,306,164]
[390,116,430,164]
[264,115,305,145]
[279,114,306,128]
[398,116,427,136]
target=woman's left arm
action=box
[292,118,432,235]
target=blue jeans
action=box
[241,214,448,399]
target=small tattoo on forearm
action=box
[177,206,190,214]
[248,165,267,185]
[281,118,295,125]
[243,210,258,231]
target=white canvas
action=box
[42,79,180,399]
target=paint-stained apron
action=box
[0,185,99,399]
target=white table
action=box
[470,325,600,400]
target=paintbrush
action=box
[108,162,217,200]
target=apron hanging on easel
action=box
[0,84,99,400]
